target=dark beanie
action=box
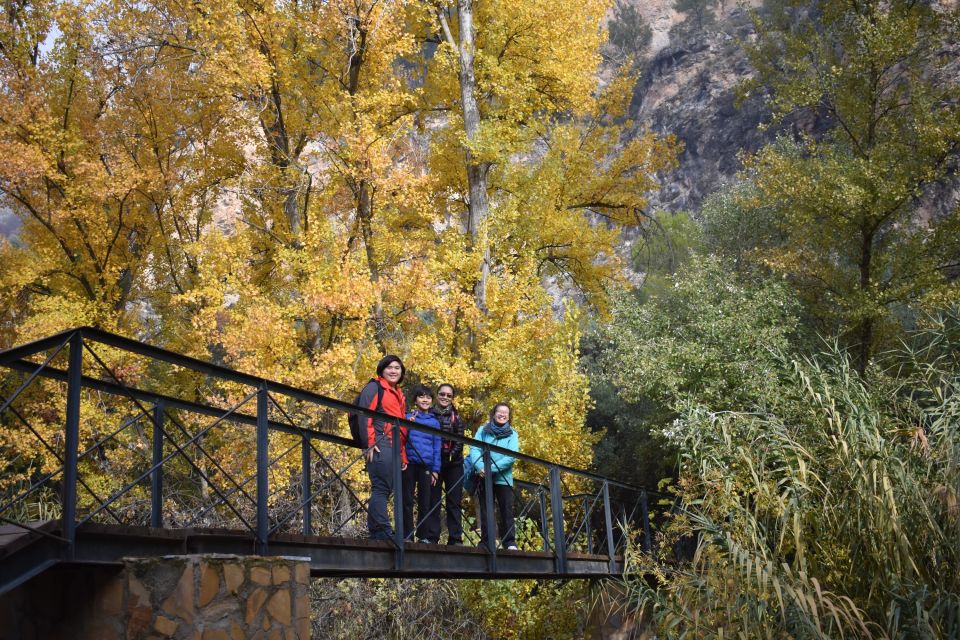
[376,355,405,384]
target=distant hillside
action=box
[613,0,794,213]
[615,0,957,216]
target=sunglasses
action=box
[437,392,453,398]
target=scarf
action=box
[485,420,513,439]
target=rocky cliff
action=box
[620,0,957,217]
[619,0,779,213]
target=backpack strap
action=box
[369,379,388,445]
[371,378,386,413]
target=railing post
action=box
[538,487,549,552]
[482,449,497,573]
[392,421,404,569]
[151,400,165,528]
[256,382,269,554]
[62,331,82,556]
[549,466,567,575]
[640,490,652,554]
[301,434,311,536]
[602,481,615,574]
[583,495,593,553]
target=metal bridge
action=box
[0,328,653,595]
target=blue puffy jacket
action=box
[404,411,442,473]
[465,422,519,487]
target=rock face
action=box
[619,0,957,217]
[620,0,788,213]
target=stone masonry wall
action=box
[0,555,311,640]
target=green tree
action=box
[701,180,788,274]
[582,329,676,492]
[608,0,653,61]
[673,0,719,31]
[585,211,702,491]
[601,255,802,413]
[633,210,703,297]
[737,0,960,374]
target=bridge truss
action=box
[0,328,653,594]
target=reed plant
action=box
[621,310,960,639]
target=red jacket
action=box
[358,377,408,466]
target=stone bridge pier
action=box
[0,555,312,640]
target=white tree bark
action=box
[440,1,491,314]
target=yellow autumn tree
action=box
[1,0,676,633]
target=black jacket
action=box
[430,406,464,464]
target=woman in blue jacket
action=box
[465,402,519,551]
[403,385,443,543]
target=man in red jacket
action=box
[357,355,408,540]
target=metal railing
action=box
[0,327,654,578]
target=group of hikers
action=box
[353,355,520,551]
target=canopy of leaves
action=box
[600,255,802,413]
[607,0,653,60]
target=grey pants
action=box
[366,444,395,540]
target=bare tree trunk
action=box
[347,16,387,351]
[358,181,387,350]
[443,0,492,314]
[259,72,303,239]
[855,226,874,376]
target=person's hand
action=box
[476,469,484,478]
[365,445,380,462]
[431,472,439,486]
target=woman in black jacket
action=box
[424,383,465,545]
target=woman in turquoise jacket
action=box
[465,402,519,550]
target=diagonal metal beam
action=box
[2,360,355,450]
[265,393,371,530]
[194,438,300,529]
[0,336,71,416]
[79,400,258,533]
[0,330,75,367]
[0,399,125,524]
[82,342,262,513]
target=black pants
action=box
[424,460,464,543]
[366,444,395,540]
[402,462,434,541]
[477,482,516,549]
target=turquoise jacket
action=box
[464,422,519,487]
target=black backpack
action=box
[348,379,385,447]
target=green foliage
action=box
[673,0,720,31]
[459,578,590,640]
[620,310,960,639]
[700,179,787,273]
[586,211,704,490]
[608,0,653,58]
[633,210,704,298]
[735,0,960,372]
[310,578,486,639]
[601,255,802,413]
[583,330,676,492]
